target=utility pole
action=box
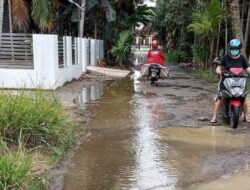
[68,0,86,38]
[79,0,86,38]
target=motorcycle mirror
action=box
[212,60,221,65]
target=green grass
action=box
[191,70,218,83]
[0,151,31,190]
[0,90,75,150]
[0,145,48,190]
[0,90,77,189]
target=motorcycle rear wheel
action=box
[230,106,240,129]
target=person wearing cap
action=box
[210,39,250,124]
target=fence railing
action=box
[0,33,33,69]
[58,36,65,68]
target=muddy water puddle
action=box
[60,65,250,190]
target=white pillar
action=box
[77,37,82,65]
[65,36,72,67]
[33,34,58,89]
[90,39,96,65]
[81,38,88,73]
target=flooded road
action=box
[59,58,250,190]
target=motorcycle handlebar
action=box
[222,71,248,78]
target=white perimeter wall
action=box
[0,34,104,89]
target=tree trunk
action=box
[8,0,12,33]
[0,0,4,33]
[230,0,246,57]
[225,0,228,54]
[216,1,223,57]
[243,3,250,60]
[78,0,86,38]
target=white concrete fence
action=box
[0,34,104,89]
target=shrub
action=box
[166,49,189,63]
[0,90,74,149]
[191,44,205,65]
[111,31,133,66]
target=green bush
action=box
[111,31,133,66]
[0,90,74,149]
[191,44,205,64]
[166,49,189,63]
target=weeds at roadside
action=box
[191,70,218,83]
[0,89,76,189]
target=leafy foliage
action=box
[166,49,189,63]
[188,0,221,38]
[118,4,155,30]
[191,44,205,64]
[11,0,30,32]
[111,31,133,65]
[32,0,54,32]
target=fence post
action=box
[99,40,104,60]
[90,39,96,65]
[33,34,58,89]
[77,38,82,66]
[65,36,72,67]
[81,38,88,73]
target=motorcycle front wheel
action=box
[230,106,240,129]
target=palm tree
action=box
[188,0,221,65]
[230,0,243,40]
[230,0,249,59]
[6,0,60,33]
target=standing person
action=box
[210,39,250,124]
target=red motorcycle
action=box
[220,68,248,128]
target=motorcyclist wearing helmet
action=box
[147,39,166,65]
[210,39,250,124]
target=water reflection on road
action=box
[77,83,104,107]
[58,82,104,108]
[131,96,177,189]
[60,65,250,190]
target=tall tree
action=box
[230,0,247,58]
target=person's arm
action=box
[146,51,150,64]
[216,55,226,75]
[216,65,223,75]
[242,56,250,74]
[246,67,250,74]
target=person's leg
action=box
[243,98,249,122]
[211,99,222,122]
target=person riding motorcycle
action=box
[210,39,250,124]
[147,39,166,66]
[140,39,169,85]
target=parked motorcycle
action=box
[219,67,248,128]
